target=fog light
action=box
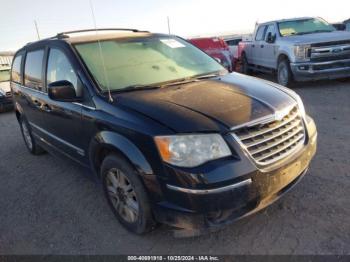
[298,66,309,70]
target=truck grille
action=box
[232,106,305,165]
[311,40,350,47]
[310,43,350,62]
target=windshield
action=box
[74,35,225,92]
[278,18,335,37]
[0,69,10,82]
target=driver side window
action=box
[47,48,82,97]
[265,24,276,42]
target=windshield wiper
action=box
[116,84,161,92]
[160,78,199,87]
[195,72,223,79]
[286,32,311,36]
[114,71,225,91]
[286,30,334,36]
[160,72,224,88]
[310,29,334,33]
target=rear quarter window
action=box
[11,54,23,84]
[24,50,45,91]
[226,39,242,46]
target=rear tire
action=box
[101,154,156,234]
[19,116,45,155]
[241,53,251,75]
[277,59,294,87]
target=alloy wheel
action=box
[106,168,139,223]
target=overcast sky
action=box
[1,0,349,51]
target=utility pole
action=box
[167,16,171,35]
[34,20,40,40]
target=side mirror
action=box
[266,32,276,43]
[48,80,79,102]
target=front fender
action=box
[90,131,153,177]
[277,46,294,66]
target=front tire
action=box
[277,59,294,87]
[101,154,156,234]
[19,116,45,155]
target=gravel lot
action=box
[0,76,349,255]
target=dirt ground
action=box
[0,76,349,255]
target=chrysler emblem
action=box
[274,107,290,121]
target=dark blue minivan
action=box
[11,29,317,236]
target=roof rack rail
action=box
[56,28,149,38]
[24,28,150,46]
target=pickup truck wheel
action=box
[241,54,251,75]
[19,117,45,155]
[101,154,156,234]
[277,60,294,87]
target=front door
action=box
[262,24,278,69]
[37,46,86,163]
[251,25,266,66]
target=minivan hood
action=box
[115,73,296,133]
[282,30,350,45]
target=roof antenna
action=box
[34,20,41,40]
[167,16,171,35]
[88,0,113,103]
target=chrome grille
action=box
[232,106,305,165]
[310,43,350,62]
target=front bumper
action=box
[290,58,350,81]
[152,116,317,236]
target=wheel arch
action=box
[277,52,291,67]
[14,102,24,122]
[276,52,294,86]
[89,131,153,179]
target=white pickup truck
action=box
[240,17,350,86]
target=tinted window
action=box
[278,18,335,37]
[11,54,22,84]
[265,24,276,41]
[47,48,82,97]
[234,39,242,45]
[227,39,242,46]
[24,50,44,90]
[255,26,266,41]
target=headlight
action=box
[154,134,231,167]
[294,44,311,61]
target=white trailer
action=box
[0,52,14,69]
